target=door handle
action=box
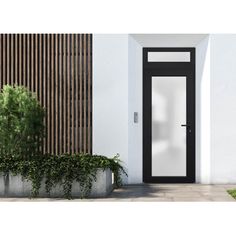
[181,124,190,128]
[181,124,192,133]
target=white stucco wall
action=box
[196,36,211,183]
[210,35,236,183]
[128,34,210,183]
[93,34,236,184]
[92,34,129,183]
[128,35,143,183]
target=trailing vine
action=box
[0,85,127,199]
[0,153,127,199]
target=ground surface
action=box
[0,184,235,202]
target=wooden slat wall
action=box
[0,34,92,154]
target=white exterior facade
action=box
[93,34,236,184]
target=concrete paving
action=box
[0,184,235,202]
[104,184,236,202]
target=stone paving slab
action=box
[0,184,235,202]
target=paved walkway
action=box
[105,184,236,202]
[0,184,235,202]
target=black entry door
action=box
[143,48,195,183]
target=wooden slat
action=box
[35,35,38,99]
[19,35,22,85]
[31,34,34,92]
[83,34,87,153]
[11,34,14,84]
[47,34,51,153]
[79,34,83,152]
[0,33,92,155]
[15,35,18,85]
[39,35,43,153]
[55,34,59,155]
[67,34,71,153]
[63,34,67,153]
[39,34,42,105]
[43,34,46,153]
[75,35,79,153]
[71,34,75,153]
[59,34,63,154]
[23,34,26,86]
[51,34,55,154]
[27,34,30,89]
[87,34,91,153]
[7,34,10,84]
[3,35,6,85]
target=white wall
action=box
[196,36,211,183]
[93,34,129,183]
[128,34,210,183]
[128,36,143,183]
[210,35,236,183]
[93,34,236,185]
[132,34,207,47]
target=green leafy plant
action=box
[227,189,236,199]
[0,153,127,199]
[0,85,45,158]
[0,85,127,199]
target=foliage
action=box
[0,153,127,199]
[227,189,236,199]
[0,85,45,159]
[0,85,127,199]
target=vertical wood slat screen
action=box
[0,34,92,154]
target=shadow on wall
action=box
[195,36,210,183]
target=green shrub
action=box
[227,189,236,199]
[0,85,127,199]
[0,85,45,158]
[0,153,127,199]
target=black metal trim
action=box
[143,47,195,183]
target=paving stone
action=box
[0,184,235,202]
[172,197,212,202]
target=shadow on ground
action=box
[108,184,165,199]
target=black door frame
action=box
[143,47,195,183]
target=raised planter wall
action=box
[0,169,113,198]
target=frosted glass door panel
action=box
[152,76,186,176]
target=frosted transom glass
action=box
[152,76,186,176]
[148,52,190,62]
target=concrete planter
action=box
[0,168,113,198]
